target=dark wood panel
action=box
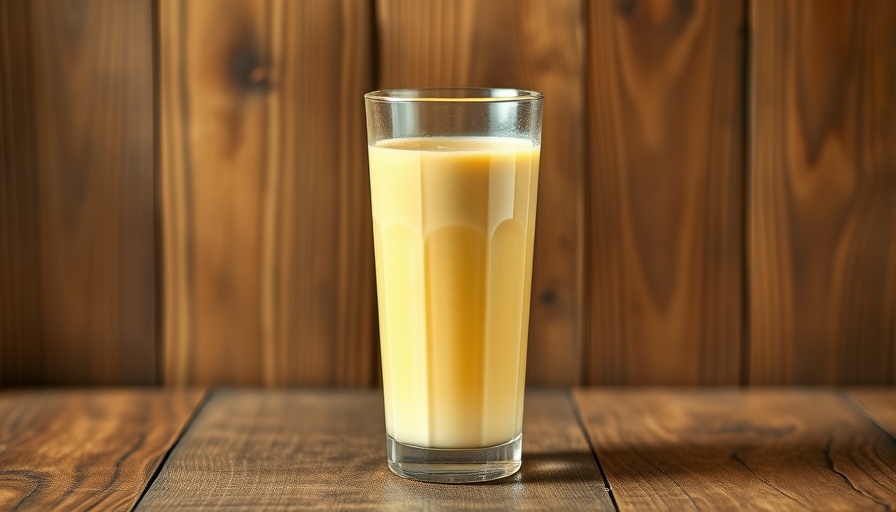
[575,388,896,510]
[376,0,585,385]
[749,0,896,384]
[0,389,205,511]
[136,390,612,510]
[0,0,155,385]
[159,0,376,385]
[584,0,745,384]
[0,0,43,384]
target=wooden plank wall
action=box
[376,0,586,386]
[749,0,896,384]
[586,0,745,385]
[158,0,375,386]
[1,0,894,387]
[1,0,156,385]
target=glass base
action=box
[386,434,522,483]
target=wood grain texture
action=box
[0,389,205,511]
[375,0,586,385]
[575,388,896,511]
[0,0,156,385]
[159,0,376,385]
[585,0,745,384]
[0,0,43,384]
[136,390,613,511]
[849,389,896,439]
[749,0,896,384]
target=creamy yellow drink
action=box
[369,136,539,449]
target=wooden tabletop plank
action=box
[848,389,896,439]
[0,388,205,511]
[574,388,896,511]
[136,389,613,511]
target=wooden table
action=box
[1,388,894,511]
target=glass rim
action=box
[365,87,543,103]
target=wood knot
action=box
[617,0,638,17]
[539,289,558,306]
[247,67,267,85]
[677,0,695,17]
[230,44,271,92]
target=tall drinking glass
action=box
[365,88,543,483]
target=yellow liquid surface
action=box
[369,137,540,448]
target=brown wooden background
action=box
[1,0,894,387]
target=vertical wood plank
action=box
[159,0,375,385]
[750,0,896,384]
[585,0,745,384]
[375,0,585,385]
[0,0,44,384]
[0,0,156,385]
